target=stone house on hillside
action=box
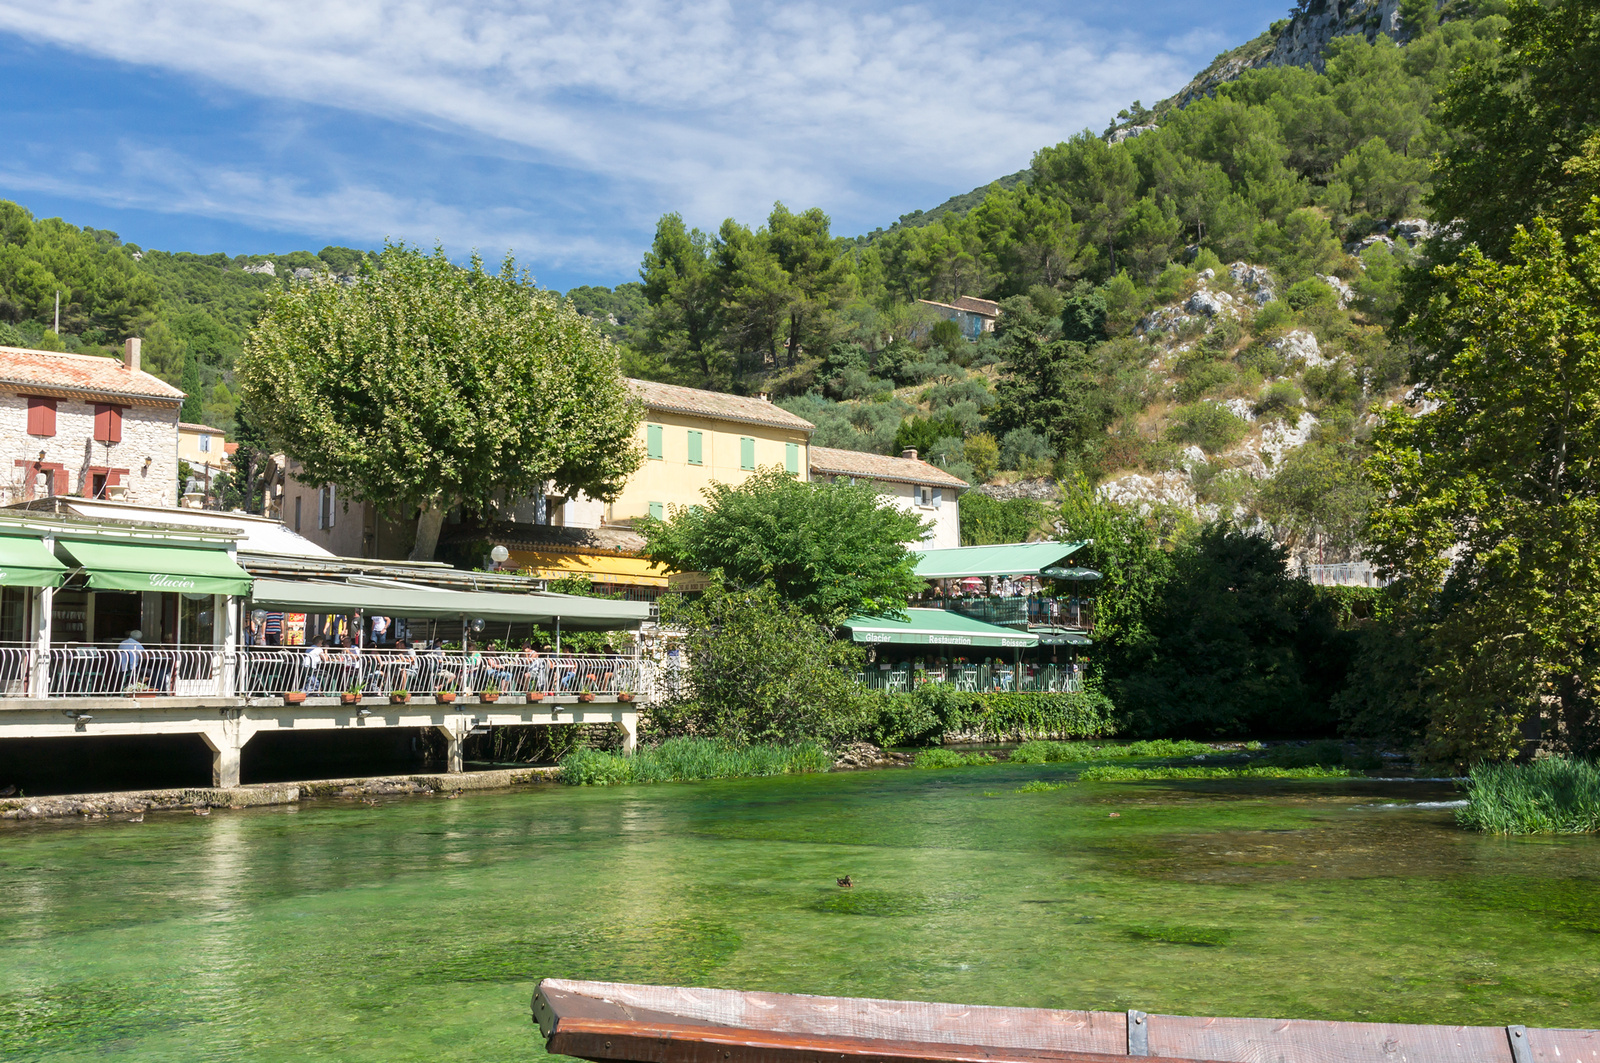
[808,445,968,550]
[0,339,183,506]
[916,295,1001,340]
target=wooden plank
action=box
[537,980,1125,1056]
[1147,1014,1515,1063]
[1527,1027,1600,1062]
[543,1015,1232,1063]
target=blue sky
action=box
[0,1,1290,292]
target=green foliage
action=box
[1255,440,1374,553]
[640,468,926,617]
[1457,757,1600,834]
[958,492,1048,546]
[892,413,965,457]
[912,749,996,768]
[241,242,642,559]
[963,431,999,482]
[881,688,1116,743]
[1368,211,1600,762]
[1165,402,1248,451]
[558,738,830,786]
[653,584,876,745]
[988,296,1111,458]
[1008,737,1213,763]
[1080,764,1350,781]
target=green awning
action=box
[844,608,1038,649]
[914,541,1087,580]
[248,579,650,630]
[0,534,69,587]
[57,539,253,596]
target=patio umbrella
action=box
[958,577,985,588]
[1041,566,1102,580]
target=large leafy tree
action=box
[637,467,927,618]
[240,242,643,561]
[987,296,1110,460]
[638,214,727,387]
[1366,211,1600,762]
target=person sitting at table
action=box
[302,636,329,692]
[114,630,144,693]
[518,643,549,694]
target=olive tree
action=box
[240,243,642,559]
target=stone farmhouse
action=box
[0,340,183,507]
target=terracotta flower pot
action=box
[340,693,360,705]
[616,693,635,703]
[481,692,500,703]
[437,691,457,703]
[577,692,595,703]
[527,692,545,702]
[389,692,410,704]
[284,691,307,705]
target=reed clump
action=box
[1457,756,1600,834]
[558,738,830,786]
[912,749,997,769]
[1008,738,1215,764]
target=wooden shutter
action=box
[93,404,123,443]
[740,437,755,470]
[933,488,943,509]
[646,424,663,460]
[687,430,702,465]
[26,397,56,437]
[785,442,799,476]
[648,502,664,520]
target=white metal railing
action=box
[238,649,649,699]
[856,664,1083,695]
[1305,562,1388,587]
[0,642,232,698]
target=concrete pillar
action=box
[437,718,466,773]
[29,583,52,696]
[619,711,638,756]
[201,716,254,789]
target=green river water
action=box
[2,763,1598,1061]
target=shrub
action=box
[999,427,1055,471]
[1165,402,1248,452]
[913,749,996,768]
[1285,277,1338,311]
[1254,381,1304,420]
[1251,301,1294,335]
[559,738,831,786]
[1174,358,1236,402]
[1457,757,1600,834]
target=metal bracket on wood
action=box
[1127,1010,1149,1057]
[1506,1025,1533,1063]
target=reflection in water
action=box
[0,769,1597,1062]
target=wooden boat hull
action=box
[533,979,1600,1063]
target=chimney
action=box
[757,392,770,402]
[124,337,141,372]
[901,448,918,461]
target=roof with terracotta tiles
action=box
[179,422,225,433]
[627,378,815,433]
[809,445,970,490]
[0,346,185,405]
[952,295,1001,317]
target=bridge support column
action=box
[619,712,638,756]
[436,717,468,773]
[201,713,255,788]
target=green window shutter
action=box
[740,437,755,470]
[649,502,664,520]
[687,429,703,465]
[647,424,663,460]
[785,441,799,476]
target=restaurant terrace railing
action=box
[931,597,1094,631]
[856,664,1083,695]
[237,649,649,699]
[0,642,232,698]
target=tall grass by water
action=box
[1079,764,1350,781]
[559,738,830,786]
[1007,738,1217,764]
[1457,756,1600,834]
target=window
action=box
[91,473,107,499]
[740,437,755,470]
[646,423,663,460]
[26,397,55,437]
[919,486,932,506]
[199,434,211,453]
[294,496,302,533]
[785,441,799,476]
[648,502,664,520]
[687,429,703,465]
[319,485,336,530]
[92,404,123,444]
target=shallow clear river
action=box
[2,764,1598,1061]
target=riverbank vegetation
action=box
[1457,757,1600,834]
[558,738,829,786]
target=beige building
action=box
[0,340,183,506]
[809,445,968,549]
[177,422,228,468]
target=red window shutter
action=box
[93,405,123,444]
[26,398,56,437]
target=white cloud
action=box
[0,0,1205,237]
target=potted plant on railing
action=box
[480,678,501,704]
[284,687,307,706]
[526,684,545,703]
[577,680,595,704]
[389,681,410,705]
[616,686,635,704]
[437,680,457,704]
[340,681,363,706]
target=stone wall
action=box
[0,391,179,506]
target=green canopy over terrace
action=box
[0,533,69,587]
[843,608,1038,649]
[912,541,1088,580]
